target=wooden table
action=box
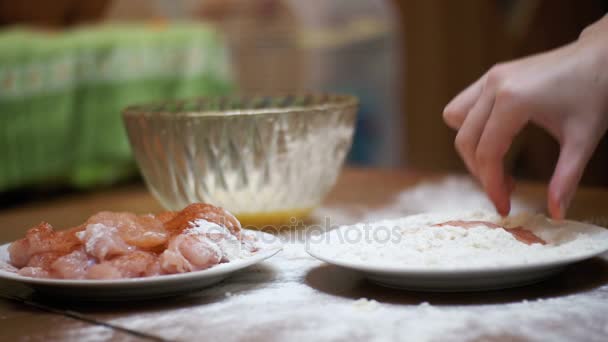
[1,168,607,341]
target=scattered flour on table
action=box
[46,177,608,342]
[107,240,608,342]
[309,210,608,269]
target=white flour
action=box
[76,223,115,256]
[352,297,380,311]
[309,211,608,269]
[186,219,253,261]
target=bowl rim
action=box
[122,93,359,118]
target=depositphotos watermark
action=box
[208,214,608,253]
[238,216,407,247]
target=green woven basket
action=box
[0,23,233,191]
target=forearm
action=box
[577,14,608,117]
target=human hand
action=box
[443,16,608,219]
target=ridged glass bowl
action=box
[122,94,358,227]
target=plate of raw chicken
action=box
[0,203,282,300]
[307,211,608,291]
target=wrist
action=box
[577,19,608,123]
[577,17,608,87]
[579,14,608,40]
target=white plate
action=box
[0,230,282,300]
[307,220,608,292]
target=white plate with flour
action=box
[307,211,608,292]
[0,230,282,301]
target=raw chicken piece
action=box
[26,252,63,269]
[505,227,547,245]
[155,211,177,224]
[14,252,64,278]
[432,220,547,245]
[76,223,133,261]
[9,222,81,268]
[160,234,222,273]
[50,249,90,279]
[86,263,123,280]
[9,242,31,268]
[240,230,260,254]
[18,267,50,278]
[86,212,167,250]
[110,251,161,277]
[163,203,242,237]
[185,219,251,262]
[86,251,159,279]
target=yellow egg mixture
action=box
[235,207,314,230]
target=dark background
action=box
[1,0,607,201]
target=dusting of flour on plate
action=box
[309,211,608,269]
[185,219,253,261]
[185,218,232,236]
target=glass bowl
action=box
[122,94,358,228]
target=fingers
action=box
[454,81,495,178]
[443,76,485,130]
[547,140,593,219]
[476,99,528,216]
[452,64,527,217]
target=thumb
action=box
[548,141,593,219]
